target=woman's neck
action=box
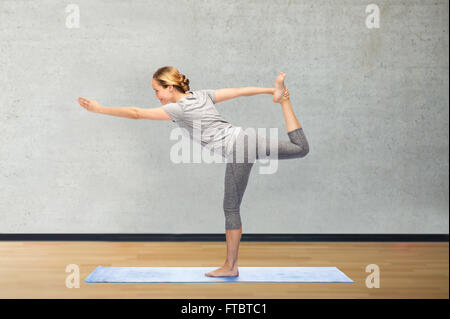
[174,92,193,103]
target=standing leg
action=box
[205,137,254,277]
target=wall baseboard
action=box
[0,234,448,242]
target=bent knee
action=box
[289,144,309,159]
[298,144,309,157]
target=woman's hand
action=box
[78,97,101,113]
[279,88,290,103]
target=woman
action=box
[77,66,309,277]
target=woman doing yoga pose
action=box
[77,66,309,277]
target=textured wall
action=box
[0,0,448,233]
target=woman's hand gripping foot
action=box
[273,72,288,103]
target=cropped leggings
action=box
[223,127,309,230]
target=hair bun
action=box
[180,74,190,92]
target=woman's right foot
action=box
[273,72,287,103]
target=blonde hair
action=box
[153,66,190,93]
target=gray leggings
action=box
[223,127,309,230]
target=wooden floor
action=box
[0,241,447,298]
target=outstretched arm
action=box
[78,97,176,121]
[78,97,139,119]
[215,87,275,104]
[96,105,139,119]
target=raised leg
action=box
[280,90,302,133]
[273,72,302,133]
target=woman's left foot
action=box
[205,265,239,277]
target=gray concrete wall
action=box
[0,0,448,233]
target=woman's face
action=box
[152,78,172,105]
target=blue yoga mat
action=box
[85,266,353,283]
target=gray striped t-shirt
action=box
[162,89,242,158]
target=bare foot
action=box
[273,72,287,103]
[205,265,239,277]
